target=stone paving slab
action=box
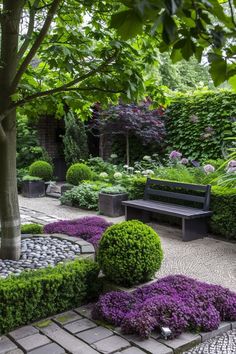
[158,333,201,353]
[53,310,82,325]
[0,337,17,354]
[36,321,99,353]
[64,318,97,334]
[9,326,39,341]
[27,342,65,354]
[91,335,131,353]
[76,326,113,344]
[16,333,51,351]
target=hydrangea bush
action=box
[92,275,236,338]
[44,216,112,247]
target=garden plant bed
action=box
[92,275,236,352]
[0,234,95,278]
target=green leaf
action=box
[170,48,183,63]
[110,10,143,40]
[209,58,227,86]
[229,75,236,92]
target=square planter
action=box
[61,184,73,196]
[99,193,128,217]
[22,181,45,198]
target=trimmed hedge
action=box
[126,177,236,239]
[21,223,43,234]
[66,163,93,186]
[0,259,100,334]
[98,220,163,286]
[165,91,236,161]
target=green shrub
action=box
[21,223,43,234]
[100,185,127,194]
[60,181,110,210]
[97,220,163,286]
[0,259,100,334]
[210,186,236,239]
[66,163,92,185]
[22,175,42,181]
[29,160,53,181]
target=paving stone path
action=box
[1,306,236,354]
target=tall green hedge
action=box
[126,177,236,240]
[165,91,236,161]
[0,259,100,334]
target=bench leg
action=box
[125,207,150,223]
[182,218,208,241]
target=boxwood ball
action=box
[97,220,163,286]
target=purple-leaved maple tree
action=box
[90,102,165,165]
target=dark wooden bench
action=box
[122,179,213,241]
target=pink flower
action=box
[203,164,215,174]
[180,158,189,165]
[169,150,182,160]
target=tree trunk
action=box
[0,119,21,260]
[0,0,24,260]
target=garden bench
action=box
[122,179,213,241]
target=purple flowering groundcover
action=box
[92,275,236,339]
[44,216,112,247]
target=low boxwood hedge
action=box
[0,259,100,334]
[126,177,236,239]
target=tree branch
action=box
[17,0,40,62]
[11,0,62,93]
[0,49,119,123]
[228,0,236,27]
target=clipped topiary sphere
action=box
[97,220,163,286]
[29,160,53,181]
[66,163,92,185]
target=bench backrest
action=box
[144,179,211,211]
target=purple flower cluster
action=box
[44,216,112,247]
[92,275,236,338]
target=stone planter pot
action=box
[99,193,128,217]
[61,184,73,196]
[22,181,45,198]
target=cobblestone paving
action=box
[184,330,236,353]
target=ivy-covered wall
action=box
[165,91,236,161]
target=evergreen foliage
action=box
[63,110,88,166]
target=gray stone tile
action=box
[27,343,65,354]
[17,334,51,351]
[39,322,99,353]
[76,326,113,344]
[231,321,236,329]
[9,326,39,340]
[119,347,146,353]
[128,335,173,354]
[158,333,201,353]
[4,350,24,354]
[74,304,93,319]
[0,336,18,354]
[200,322,231,342]
[64,318,97,334]
[53,311,82,325]
[92,335,130,353]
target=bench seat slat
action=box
[146,179,208,191]
[146,188,205,203]
[122,200,212,219]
